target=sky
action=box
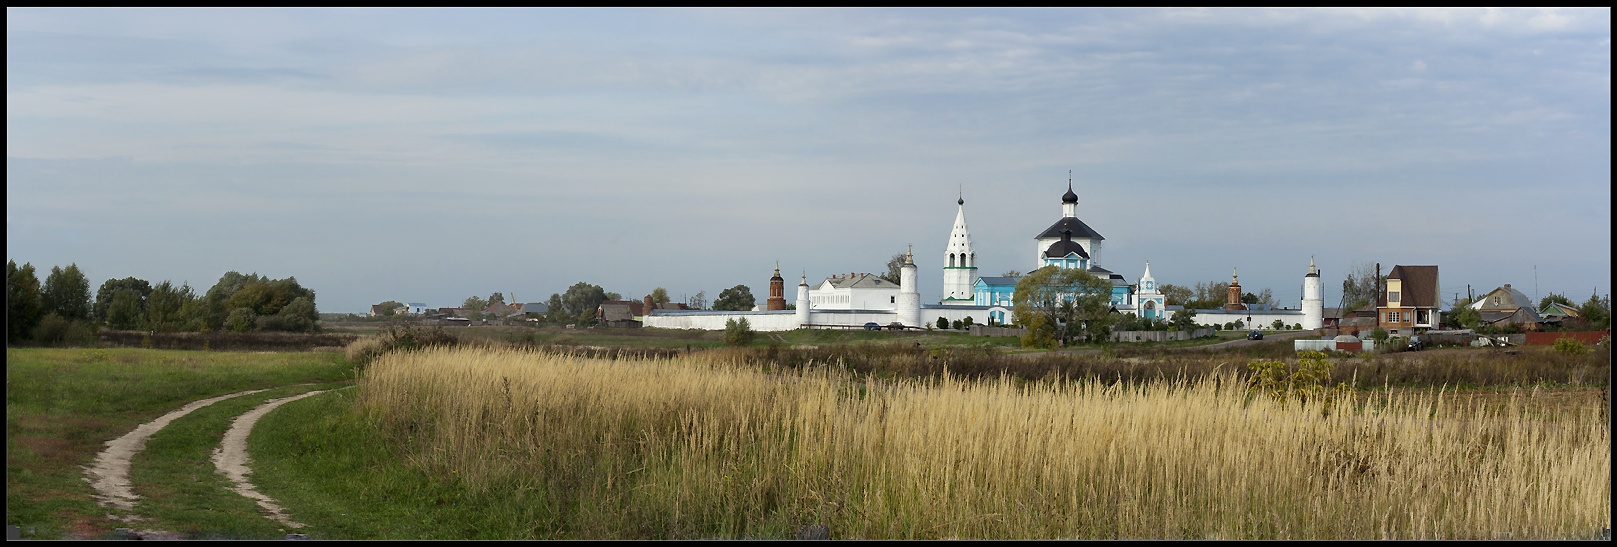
[7,7,1611,314]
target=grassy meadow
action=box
[344,345,1609,539]
[6,334,1610,539]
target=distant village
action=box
[364,178,1606,345]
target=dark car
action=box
[1247,330,1263,340]
[1407,335,1424,351]
[863,322,881,331]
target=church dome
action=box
[1061,184,1077,204]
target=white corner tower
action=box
[1136,261,1165,321]
[1302,256,1323,330]
[897,246,921,328]
[941,192,978,305]
[796,272,811,328]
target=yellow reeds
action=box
[355,346,1610,539]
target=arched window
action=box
[949,253,956,267]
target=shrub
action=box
[1247,350,1354,414]
[937,317,950,330]
[951,319,964,330]
[1368,327,1388,342]
[1554,336,1592,355]
[345,323,463,367]
[723,317,755,347]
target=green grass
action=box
[127,384,343,539]
[249,389,565,539]
[5,347,356,539]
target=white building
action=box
[808,273,900,310]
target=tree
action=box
[544,293,568,324]
[1578,291,1610,330]
[148,281,199,332]
[687,290,707,310]
[1257,288,1274,306]
[1001,270,1024,278]
[1241,292,1260,305]
[561,282,609,321]
[650,287,671,305]
[487,292,505,306]
[937,316,950,330]
[42,263,92,321]
[462,296,489,320]
[96,277,152,325]
[1159,283,1193,306]
[1011,266,1114,348]
[723,317,755,347]
[106,288,147,330]
[7,260,45,344]
[1446,304,1481,330]
[882,252,908,284]
[1170,306,1197,331]
[1340,261,1380,311]
[224,307,256,333]
[712,284,756,311]
[275,296,318,332]
[199,271,265,330]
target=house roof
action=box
[1381,265,1439,308]
[1472,285,1535,313]
[1035,217,1105,241]
[1540,302,1581,318]
[975,276,1020,287]
[819,273,896,290]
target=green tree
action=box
[1011,266,1114,348]
[713,284,756,311]
[96,277,152,325]
[42,263,92,321]
[1170,307,1197,331]
[1241,292,1260,305]
[723,317,755,347]
[274,296,318,332]
[106,288,147,330]
[7,260,45,344]
[937,316,950,330]
[147,281,198,332]
[199,271,267,331]
[544,293,568,324]
[1578,291,1610,330]
[488,292,505,306]
[650,287,671,305]
[1001,270,1024,278]
[1159,283,1193,306]
[224,307,256,333]
[686,290,707,310]
[561,282,609,321]
[462,296,489,320]
[1340,261,1380,311]
[882,252,908,284]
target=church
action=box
[642,175,1323,332]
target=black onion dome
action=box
[1061,182,1077,204]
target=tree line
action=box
[7,259,320,346]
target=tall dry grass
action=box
[356,346,1609,539]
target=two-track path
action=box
[82,386,328,539]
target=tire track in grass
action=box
[212,390,329,530]
[83,388,270,519]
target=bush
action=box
[1368,327,1388,342]
[723,317,755,347]
[951,319,964,330]
[1247,350,1354,414]
[1554,336,1592,355]
[937,317,950,330]
[31,313,99,347]
[345,323,463,367]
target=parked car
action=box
[1407,335,1424,351]
[863,322,881,331]
[1247,330,1263,340]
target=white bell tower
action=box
[941,193,978,305]
[1302,256,1323,330]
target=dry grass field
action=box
[355,345,1610,539]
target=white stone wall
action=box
[643,312,801,332]
[1189,309,1308,330]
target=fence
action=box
[1523,331,1611,345]
[1108,328,1215,343]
